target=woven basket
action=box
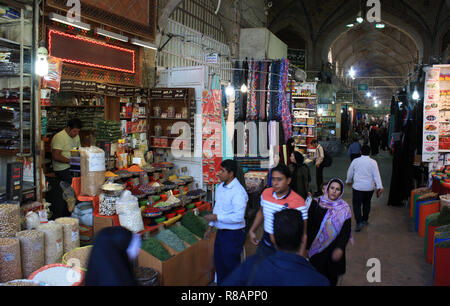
[62,245,93,272]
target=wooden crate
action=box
[138,231,216,286]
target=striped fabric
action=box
[260,187,307,235]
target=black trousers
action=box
[352,189,374,225]
[316,164,324,193]
[54,168,74,185]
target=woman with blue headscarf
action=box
[306,178,353,286]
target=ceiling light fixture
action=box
[130,38,158,50]
[348,66,356,79]
[356,11,364,24]
[240,84,248,93]
[375,23,386,29]
[95,28,128,42]
[346,23,355,28]
[49,12,91,31]
[366,92,372,97]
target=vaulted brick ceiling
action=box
[268,0,450,102]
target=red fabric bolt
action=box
[427,226,439,264]
[434,246,450,286]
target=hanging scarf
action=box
[280,59,292,142]
[308,178,353,258]
[260,62,268,121]
[266,62,272,120]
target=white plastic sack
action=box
[25,212,41,230]
[116,191,143,233]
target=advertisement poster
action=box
[202,90,222,185]
[422,67,440,162]
[42,56,63,92]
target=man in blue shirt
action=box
[347,134,362,162]
[222,209,330,286]
[203,160,248,285]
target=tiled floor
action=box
[314,150,434,286]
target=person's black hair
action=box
[85,226,136,286]
[327,178,344,197]
[361,144,370,155]
[292,151,305,165]
[273,209,304,252]
[271,163,292,179]
[67,118,82,130]
[221,159,237,178]
[311,139,318,145]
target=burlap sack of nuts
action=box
[37,223,64,265]
[55,217,80,254]
[0,204,21,238]
[80,146,106,196]
[0,238,22,283]
[15,230,45,279]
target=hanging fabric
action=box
[266,62,272,120]
[260,62,269,121]
[280,59,293,142]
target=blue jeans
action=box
[214,229,246,285]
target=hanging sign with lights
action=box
[48,29,135,74]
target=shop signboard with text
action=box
[422,67,440,162]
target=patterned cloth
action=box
[279,59,292,142]
[308,179,353,258]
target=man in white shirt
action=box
[203,160,248,285]
[346,145,383,232]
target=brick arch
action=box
[317,10,427,69]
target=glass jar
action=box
[167,106,175,118]
[182,107,188,119]
[153,106,161,117]
[166,125,173,136]
[154,123,162,137]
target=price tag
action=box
[72,230,79,242]
[56,239,63,253]
[4,253,15,262]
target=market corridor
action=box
[316,150,433,286]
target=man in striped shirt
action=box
[249,164,308,259]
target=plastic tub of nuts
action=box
[28,263,84,286]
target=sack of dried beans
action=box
[55,218,80,254]
[80,146,106,196]
[37,222,64,265]
[0,204,21,238]
[15,230,45,278]
[0,238,22,282]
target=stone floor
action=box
[315,150,434,286]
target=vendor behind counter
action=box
[51,118,82,185]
